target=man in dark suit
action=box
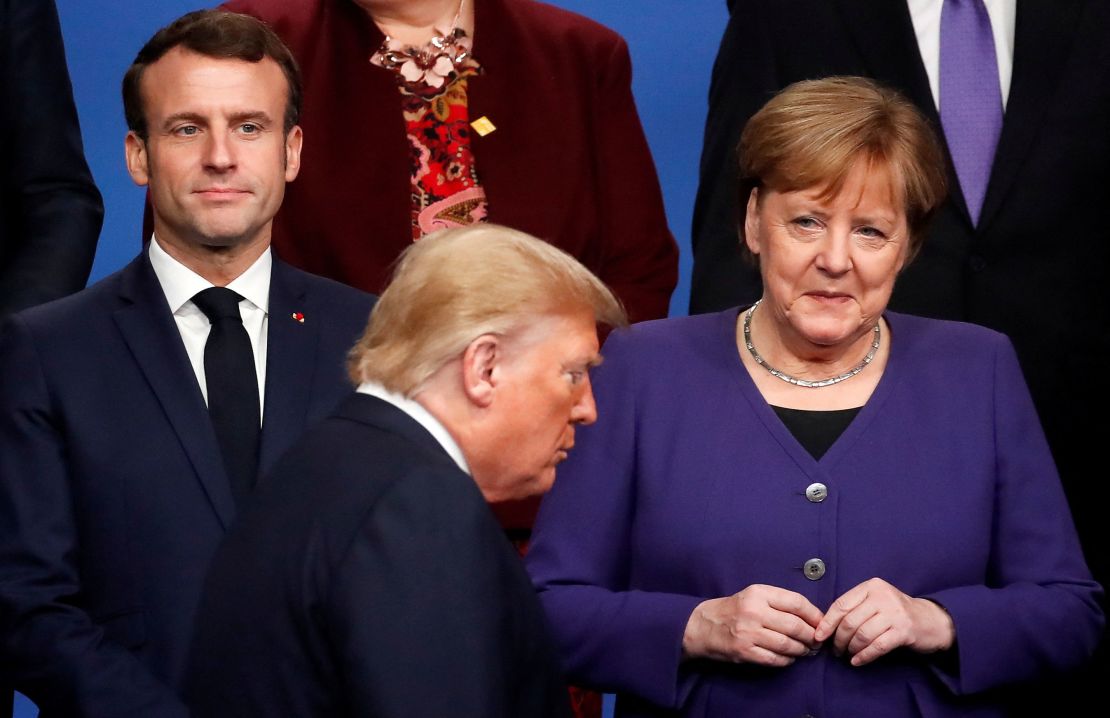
[0,10,375,717]
[690,0,1109,711]
[0,0,102,321]
[185,224,627,717]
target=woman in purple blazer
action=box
[525,76,1104,718]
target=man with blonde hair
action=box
[186,224,626,718]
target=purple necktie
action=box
[939,0,1002,226]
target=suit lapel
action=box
[832,0,937,119]
[113,253,236,529]
[833,0,972,221]
[259,259,318,474]
[978,0,1083,232]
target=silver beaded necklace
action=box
[743,299,880,388]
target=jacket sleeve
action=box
[326,467,570,718]
[587,34,678,323]
[0,0,102,319]
[526,330,703,710]
[688,0,775,314]
[922,335,1105,694]
[0,316,189,718]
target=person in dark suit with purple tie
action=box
[0,11,374,716]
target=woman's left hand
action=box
[815,577,955,666]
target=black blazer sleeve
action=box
[323,467,570,718]
[688,1,777,314]
[0,0,102,320]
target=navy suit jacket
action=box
[0,249,375,717]
[186,394,572,718]
[0,0,102,320]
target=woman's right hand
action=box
[681,584,823,666]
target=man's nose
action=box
[203,130,236,170]
[572,376,598,426]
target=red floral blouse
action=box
[371,32,488,240]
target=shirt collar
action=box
[148,234,272,315]
[356,381,471,475]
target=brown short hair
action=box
[122,9,301,140]
[737,76,947,265]
[347,224,628,396]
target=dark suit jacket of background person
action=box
[0,0,102,321]
[201,0,677,535]
[688,2,1110,708]
[0,248,375,717]
[185,393,573,718]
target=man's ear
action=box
[284,125,303,181]
[460,334,501,408]
[125,131,151,187]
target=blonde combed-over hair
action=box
[347,224,627,395]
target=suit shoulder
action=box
[606,309,736,358]
[518,1,622,39]
[279,261,377,320]
[260,415,490,560]
[886,312,1019,377]
[298,267,377,305]
[888,311,1011,348]
[264,408,469,509]
[4,265,129,333]
[220,0,331,51]
[220,0,318,24]
[507,0,625,55]
[594,310,739,395]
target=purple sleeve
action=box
[526,330,703,710]
[924,334,1104,693]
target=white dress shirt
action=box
[356,380,471,474]
[148,236,270,418]
[907,0,1016,110]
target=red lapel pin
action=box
[291,312,305,323]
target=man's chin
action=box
[198,234,253,251]
[192,228,260,250]
[530,467,558,497]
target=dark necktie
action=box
[939,0,1003,226]
[192,287,260,505]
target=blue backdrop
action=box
[13,1,728,714]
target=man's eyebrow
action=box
[226,110,274,125]
[161,110,274,128]
[561,354,602,371]
[161,111,207,128]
